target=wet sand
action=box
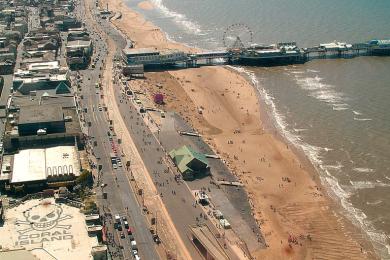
[100,0,378,258]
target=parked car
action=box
[130,240,137,250]
[120,233,125,239]
[124,221,129,228]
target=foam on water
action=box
[151,0,203,35]
[227,65,390,259]
[354,117,373,121]
[366,200,383,206]
[353,167,375,173]
[291,72,350,110]
[349,180,390,190]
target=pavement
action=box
[74,0,259,259]
[72,0,160,259]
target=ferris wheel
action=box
[223,23,254,49]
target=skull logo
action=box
[16,201,72,234]
[24,204,63,231]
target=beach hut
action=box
[169,145,209,180]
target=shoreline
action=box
[232,65,382,258]
[101,0,379,258]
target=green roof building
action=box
[169,145,209,180]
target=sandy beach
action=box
[100,0,378,259]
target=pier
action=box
[121,39,390,70]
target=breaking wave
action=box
[150,0,203,35]
[290,72,350,111]
[228,65,390,259]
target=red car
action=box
[127,227,134,235]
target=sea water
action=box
[125,0,390,257]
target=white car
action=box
[113,163,118,169]
[118,161,123,167]
[114,214,120,222]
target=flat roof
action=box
[0,198,99,259]
[66,40,91,48]
[11,146,80,183]
[28,61,59,71]
[13,72,68,84]
[123,48,159,56]
[19,105,63,125]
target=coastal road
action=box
[72,1,160,259]
[84,4,242,260]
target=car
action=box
[117,224,122,231]
[127,227,133,235]
[130,240,137,250]
[100,183,107,188]
[118,161,123,167]
[122,216,127,221]
[113,164,118,169]
[124,220,129,228]
[120,233,125,239]
[153,234,161,244]
[131,250,138,257]
[109,136,113,141]
[128,234,134,241]
[98,105,102,111]
[134,254,141,260]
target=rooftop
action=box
[10,146,80,183]
[0,198,99,259]
[66,40,91,48]
[123,47,159,56]
[18,105,63,125]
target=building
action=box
[169,145,209,180]
[66,40,93,69]
[3,93,82,152]
[13,71,70,94]
[368,39,390,55]
[18,105,65,136]
[0,198,107,259]
[122,47,187,67]
[8,145,81,189]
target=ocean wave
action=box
[293,74,350,111]
[228,65,390,259]
[150,0,203,35]
[354,117,372,121]
[366,200,383,206]
[353,167,375,173]
[349,181,390,190]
